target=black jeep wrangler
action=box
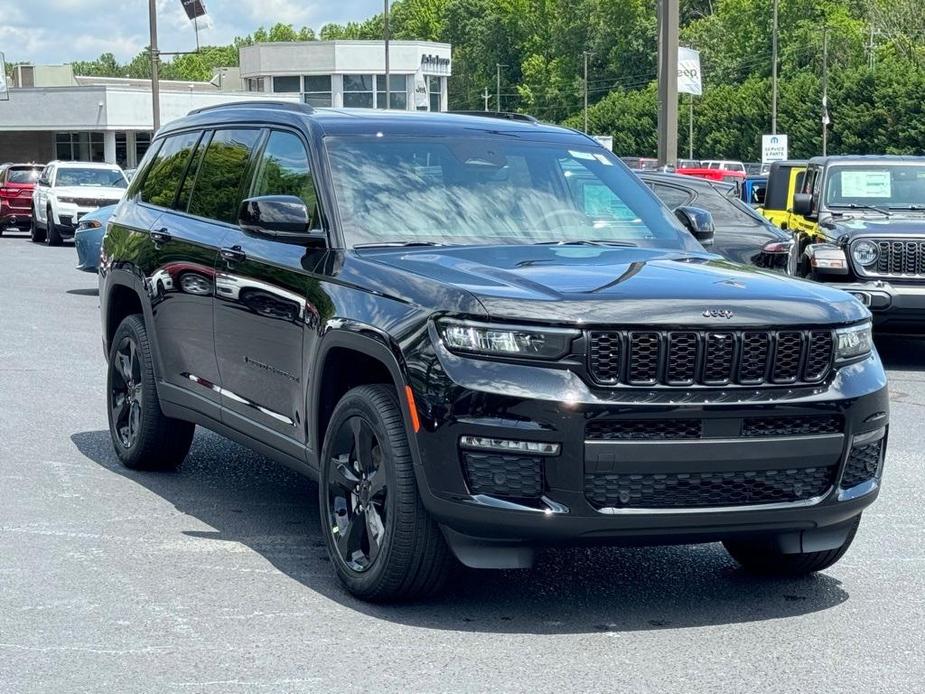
[791,155,925,332]
[100,103,888,601]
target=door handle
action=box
[220,246,246,264]
[150,228,172,246]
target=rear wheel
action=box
[723,516,861,576]
[319,384,453,602]
[45,206,62,246]
[29,208,46,243]
[107,314,194,471]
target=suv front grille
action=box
[586,419,703,440]
[741,414,843,437]
[587,329,834,387]
[862,238,925,278]
[584,466,836,509]
[841,439,884,489]
[586,414,843,440]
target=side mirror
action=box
[792,193,813,216]
[675,205,715,246]
[237,195,325,245]
[38,178,49,187]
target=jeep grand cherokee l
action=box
[99,103,888,601]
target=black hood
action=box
[361,245,869,327]
[827,212,925,240]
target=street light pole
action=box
[583,51,590,133]
[771,0,779,134]
[821,27,829,156]
[656,0,679,168]
[384,1,391,110]
[496,63,502,113]
[148,0,160,132]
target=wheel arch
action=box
[310,326,417,469]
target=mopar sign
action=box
[761,134,789,163]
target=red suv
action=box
[0,163,43,234]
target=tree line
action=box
[58,0,925,160]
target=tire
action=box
[723,515,861,576]
[107,314,195,471]
[45,206,62,246]
[30,208,46,243]
[319,384,454,602]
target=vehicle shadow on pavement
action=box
[72,428,850,634]
[875,335,925,372]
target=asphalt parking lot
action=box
[1,233,924,693]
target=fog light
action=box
[459,436,560,456]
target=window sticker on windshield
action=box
[570,150,596,160]
[840,170,891,198]
[594,153,613,166]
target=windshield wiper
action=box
[354,241,448,249]
[831,203,892,216]
[886,204,925,211]
[531,239,638,247]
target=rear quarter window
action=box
[187,129,262,224]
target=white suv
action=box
[31,161,127,245]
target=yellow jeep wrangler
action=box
[759,160,807,230]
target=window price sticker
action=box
[841,170,892,198]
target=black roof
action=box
[807,154,925,166]
[170,101,588,142]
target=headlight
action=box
[835,322,873,362]
[437,319,579,360]
[851,240,879,267]
[77,219,102,230]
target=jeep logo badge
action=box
[703,309,735,319]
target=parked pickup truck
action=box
[788,155,925,332]
[758,160,807,229]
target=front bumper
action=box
[55,204,110,237]
[835,280,925,332]
[74,227,104,273]
[408,343,889,565]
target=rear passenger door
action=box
[141,127,262,411]
[212,129,324,452]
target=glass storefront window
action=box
[428,76,441,112]
[55,132,104,161]
[303,75,332,107]
[273,76,301,93]
[343,74,374,108]
[376,74,408,110]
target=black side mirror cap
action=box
[238,195,326,246]
[792,192,813,216]
[675,205,715,246]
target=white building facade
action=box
[239,40,452,112]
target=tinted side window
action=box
[140,131,201,208]
[251,130,320,228]
[651,183,694,209]
[188,129,261,224]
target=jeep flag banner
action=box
[413,66,429,109]
[677,47,702,96]
[180,0,207,21]
[0,53,8,101]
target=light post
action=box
[148,0,160,131]
[384,1,391,110]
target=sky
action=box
[1,0,384,65]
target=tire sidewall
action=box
[106,315,158,466]
[319,388,403,595]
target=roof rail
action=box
[187,100,315,116]
[447,110,539,124]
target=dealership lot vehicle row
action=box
[2,231,924,693]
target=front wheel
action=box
[107,314,194,471]
[319,384,453,602]
[723,516,861,576]
[45,206,62,246]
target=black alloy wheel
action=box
[326,415,389,572]
[110,336,143,449]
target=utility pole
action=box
[496,63,503,113]
[688,94,694,160]
[656,0,679,167]
[384,1,391,110]
[482,87,490,111]
[771,0,779,134]
[147,0,160,132]
[583,51,591,133]
[822,27,829,156]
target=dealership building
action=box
[0,40,452,169]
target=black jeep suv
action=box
[100,103,888,601]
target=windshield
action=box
[326,135,694,249]
[55,168,127,189]
[824,164,925,209]
[7,168,41,184]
